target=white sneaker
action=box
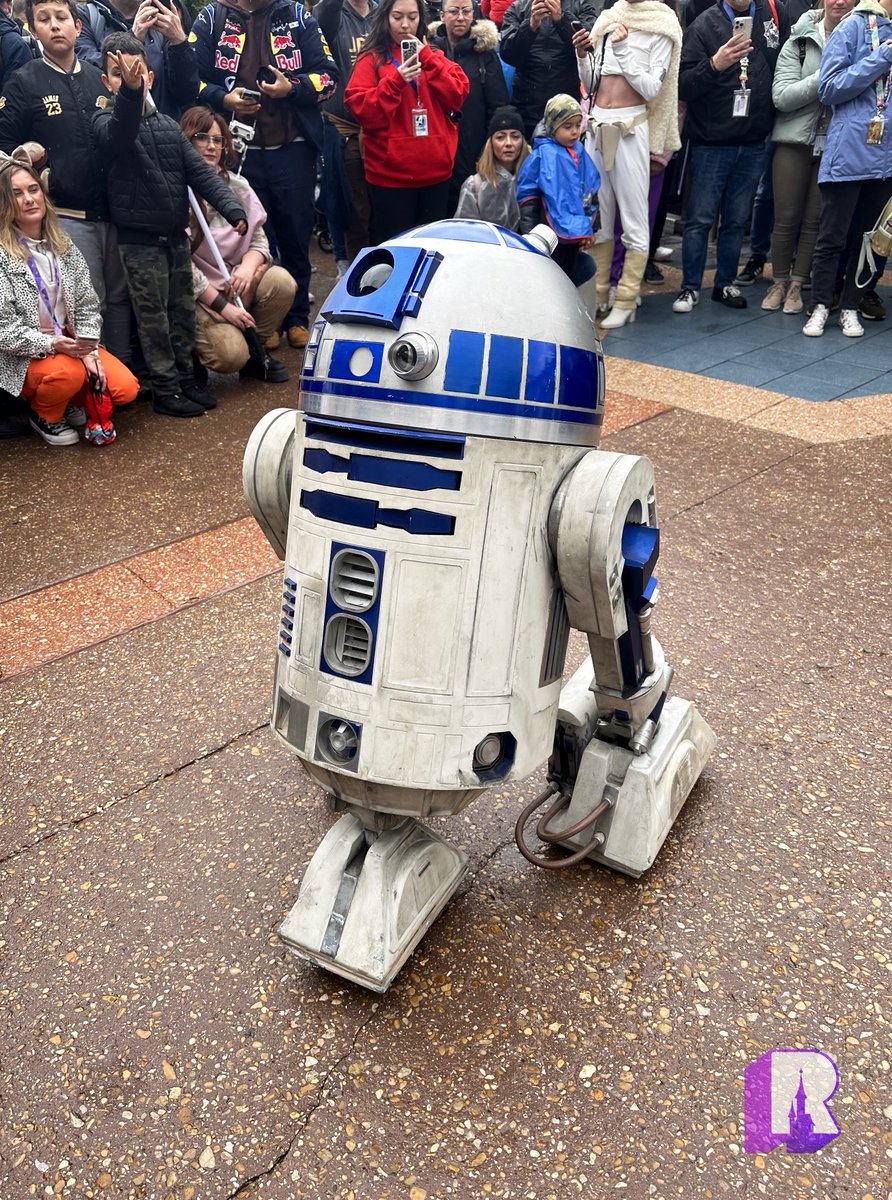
[654,246,673,262]
[803,304,829,337]
[839,308,864,337]
[672,288,699,313]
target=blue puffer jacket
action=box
[515,135,600,241]
[819,3,892,183]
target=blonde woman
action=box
[574,0,682,328]
[455,106,530,227]
[0,158,137,446]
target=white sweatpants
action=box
[589,104,651,254]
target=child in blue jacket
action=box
[516,93,600,284]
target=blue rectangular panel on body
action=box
[444,330,485,394]
[301,489,455,536]
[328,339,384,383]
[304,417,466,459]
[486,334,523,400]
[525,339,557,404]
[558,345,600,409]
[302,448,460,491]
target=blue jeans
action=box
[682,143,766,291]
[242,140,317,329]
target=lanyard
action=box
[389,52,418,95]
[868,16,892,115]
[721,1,754,19]
[22,242,63,335]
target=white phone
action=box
[400,38,418,62]
[732,15,753,38]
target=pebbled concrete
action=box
[1,255,890,1198]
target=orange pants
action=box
[22,349,139,424]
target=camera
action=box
[257,65,276,86]
[229,118,255,158]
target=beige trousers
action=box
[195,265,296,373]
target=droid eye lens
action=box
[393,343,418,371]
[387,332,439,380]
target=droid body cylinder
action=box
[244,220,713,991]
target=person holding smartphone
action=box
[500,0,599,140]
[344,0,469,242]
[75,0,199,117]
[673,0,789,314]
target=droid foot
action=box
[534,697,716,877]
[278,812,468,992]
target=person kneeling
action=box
[181,107,296,384]
[0,158,137,447]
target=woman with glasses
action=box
[428,1,508,212]
[345,0,469,241]
[0,156,137,446]
[179,106,297,383]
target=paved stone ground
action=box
[1,246,890,1200]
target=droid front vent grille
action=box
[324,614,372,676]
[330,549,379,612]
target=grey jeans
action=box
[60,218,131,363]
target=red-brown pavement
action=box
[1,251,890,1200]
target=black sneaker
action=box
[643,260,664,284]
[240,352,290,383]
[180,381,217,410]
[858,289,886,320]
[734,256,765,286]
[152,392,205,418]
[712,284,747,309]
[28,409,79,445]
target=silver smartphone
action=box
[400,38,418,62]
[732,15,753,37]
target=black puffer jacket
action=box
[500,0,600,137]
[93,81,246,242]
[429,19,510,206]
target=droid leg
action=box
[516,450,716,876]
[278,811,467,991]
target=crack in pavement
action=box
[0,720,270,870]
[225,1003,382,1198]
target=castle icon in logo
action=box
[744,1049,840,1154]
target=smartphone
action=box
[732,15,753,37]
[570,19,585,33]
[400,37,418,62]
[256,65,276,85]
[241,88,262,101]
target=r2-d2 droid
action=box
[243,220,715,992]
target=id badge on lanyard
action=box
[412,105,428,136]
[733,48,750,119]
[733,89,751,118]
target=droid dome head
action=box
[300,220,605,448]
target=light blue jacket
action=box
[818,3,892,182]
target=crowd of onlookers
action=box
[1,0,891,447]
